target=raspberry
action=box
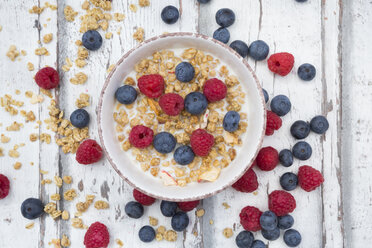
[84,222,110,248]
[177,200,200,212]
[266,110,282,136]
[190,129,214,157]
[232,168,258,193]
[133,189,156,206]
[298,165,324,192]
[159,93,184,116]
[35,67,60,89]
[76,139,103,165]
[203,78,227,102]
[138,74,165,98]
[268,190,296,216]
[0,174,10,199]
[239,206,262,231]
[129,125,154,149]
[267,52,294,76]
[256,146,279,171]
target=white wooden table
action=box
[0,0,371,247]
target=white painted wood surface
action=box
[0,0,370,247]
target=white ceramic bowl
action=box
[98,33,266,201]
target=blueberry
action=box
[279,149,294,167]
[230,40,249,58]
[213,27,230,44]
[223,111,240,132]
[235,230,254,248]
[184,92,208,115]
[270,95,291,116]
[70,109,90,128]
[262,88,269,103]
[292,141,312,160]
[298,63,316,81]
[260,211,278,231]
[161,6,179,24]
[171,211,189,231]
[248,40,270,61]
[278,215,294,230]
[261,227,280,241]
[290,120,310,139]
[82,30,103,51]
[21,198,44,220]
[115,85,137,104]
[153,132,176,154]
[283,229,302,247]
[251,240,266,248]
[198,0,211,3]
[160,200,177,217]
[215,8,235,27]
[174,145,195,165]
[280,172,298,191]
[175,62,195,82]
[125,201,144,219]
[139,225,156,243]
[310,115,329,134]
[295,0,308,3]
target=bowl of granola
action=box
[98,32,266,201]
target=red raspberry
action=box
[129,125,154,149]
[177,200,200,212]
[203,78,227,102]
[267,52,294,76]
[76,139,103,165]
[35,67,60,89]
[256,146,279,171]
[190,129,214,157]
[232,169,258,193]
[133,189,156,206]
[239,206,262,231]
[84,222,110,248]
[266,110,282,136]
[138,74,165,98]
[298,165,324,192]
[268,190,296,216]
[0,174,10,199]
[159,93,184,116]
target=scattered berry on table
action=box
[129,125,154,149]
[0,174,10,199]
[260,211,278,231]
[184,92,208,115]
[256,146,279,171]
[153,132,176,154]
[310,115,329,134]
[115,85,137,104]
[171,211,190,231]
[177,200,200,212]
[292,141,312,160]
[160,200,178,217]
[133,189,156,206]
[197,0,211,3]
[261,227,280,241]
[175,61,195,82]
[262,88,269,103]
[239,206,263,231]
[298,63,316,81]
[232,168,258,193]
[248,40,270,61]
[161,5,179,24]
[76,139,103,165]
[35,67,59,90]
[70,109,90,128]
[21,198,44,219]
[215,8,235,27]
[278,214,294,230]
[270,95,291,116]
[283,229,302,247]
[190,129,214,157]
[138,225,156,243]
[266,110,282,136]
[213,27,230,44]
[235,230,254,248]
[268,190,296,216]
[82,30,103,51]
[125,201,144,219]
[83,222,110,248]
[251,240,266,248]
[279,149,294,167]
[298,165,324,192]
[138,74,165,98]
[267,52,294,76]
[223,111,240,132]
[290,120,310,139]
[230,40,249,58]
[280,172,298,191]
[296,0,308,2]
[159,93,184,116]
[203,78,227,102]
[173,145,195,165]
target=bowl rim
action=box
[97,32,266,201]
